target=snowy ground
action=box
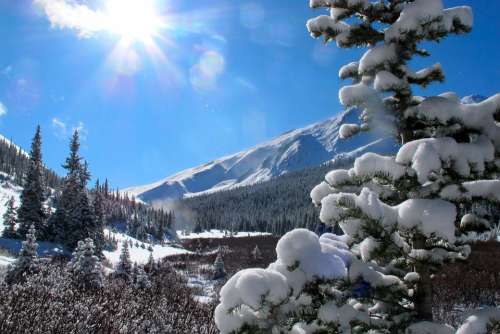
[177,229,271,240]
[103,229,190,267]
[0,255,14,267]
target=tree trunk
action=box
[413,234,433,321]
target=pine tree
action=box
[2,196,17,238]
[146,250,155,273]
[116,241,132,279]
[251,245,262,261]
[134,266,151,289]
[212,247,226,280]
[5,225,39,285]
[17,126,47,239]
[50,130,102,251]
[92,179,106,256]
[215,1,500,333]
[68,238,103,290]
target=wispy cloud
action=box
[235,77,257,92]
[52,117,87,140]
[51,117,67,138]
[34,0,108,38]
[1,65,12,76]
[0,102,7,117]
[190,50,225,92]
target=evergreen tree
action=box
[116,241,132,280]
[92,179,106,256]
[212,247,226,280]
[146,251,155,273]
[2,196,17,238]
[215,1,500,332]
[5,225,39,285]
[50,130,102,251]
[68,238,103,290]
[251,245,262,261]
[134,266,151,289]
[17,126,47,239]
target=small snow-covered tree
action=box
[116,241,132,279]
[5,225,39,285]
[146,251,155,273]
[251,244,262,261]
[2,196,17,238]
[215,229,351,333]
[213,247,226,280]
[68,238,103,290]
[134,266,151,289]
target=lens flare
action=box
[105,0,164,43]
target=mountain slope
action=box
[125,107,399,203]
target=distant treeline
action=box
[178,154,357,235]
[0,136,62,189]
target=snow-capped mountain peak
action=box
[124,107,399,204]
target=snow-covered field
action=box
[103,229,190,266]
[177,229,271,240]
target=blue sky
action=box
[0,0,498,189]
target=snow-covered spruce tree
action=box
[146,251,155,273]
[215,0,500,332]
[91,179,106,256]
[116,241,132,280]
[134,265,152,290]
[68,238,103,290]
[307,0,499,326]
[5,225,39,285]
[2,196,17,238]
[251,244,262,261]
[213,247,226,280]
[50,131,102,252]
[17,126,47,239]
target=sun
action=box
[105,0,164,43]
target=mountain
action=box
[124,107,399,204]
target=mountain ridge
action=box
[124,107,399,203]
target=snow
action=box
[441,180,500,202]
[385,0,444,42]
[339,82,380,108]
[398,199,456,242]
[396,136,494,181]
[306,15,350,39]
[339,61,359,80]
[349,259,402,288]
[358,43,397,74]
[413,94,500,148]
[456,308,500,334]
[339,123,360,139]
[177,229,271,240]
[275,228,347,280]
[319,188,457,242]
[374,71,405,91]
[406,321,455,334]
[359,237,379,262]
[442,6,473,32]
[0,255,15,267]
[215,229,349,333]
[103,229,189,266]
[353,152,406,180]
